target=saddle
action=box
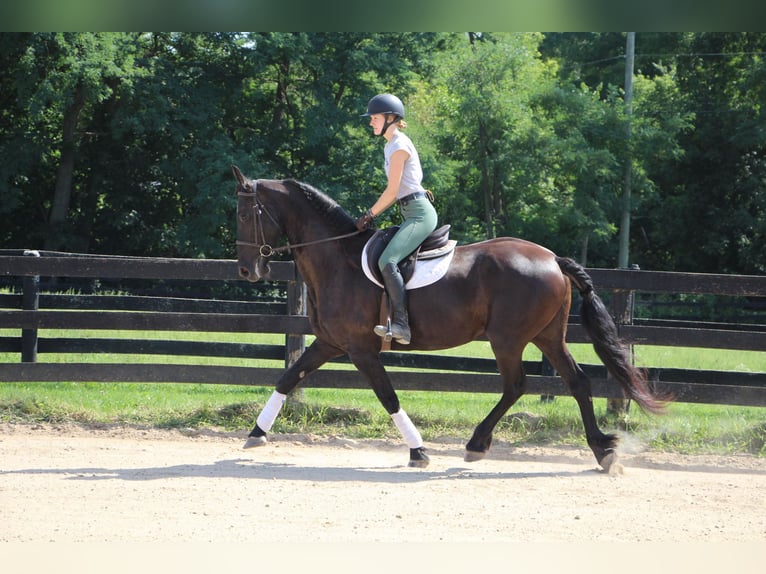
[364,224,455,286]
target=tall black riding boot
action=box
[374,263,411,344]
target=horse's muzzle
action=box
[238,258,270,282]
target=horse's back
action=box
[451,237,564,284]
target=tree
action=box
[645,33,766,273]
[531,83,625,264]
[0,33,449,257]
[417,33,629,264]
[540,32,694,268]
[12,33,142,251]
[417,33,553,242]
[238,32,449,221]
[1,32,761,273]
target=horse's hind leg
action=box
[465,346,526,462]
[534,336,619,472]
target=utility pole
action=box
[609,32,635,417]
[617,32,635,269]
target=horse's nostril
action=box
[239,267,250,278]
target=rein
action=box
[236,188,363,257]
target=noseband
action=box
[236,180,363,258]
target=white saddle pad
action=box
[361,239,457,290]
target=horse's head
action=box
[233,165,283,282]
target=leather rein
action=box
[235,185,363,258]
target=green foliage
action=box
[417,33,553,241]
[1,32,766,273]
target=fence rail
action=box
[1,251,765,407]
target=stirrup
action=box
[374,321,410,345]
[373,318,393,342]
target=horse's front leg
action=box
[348,351,429,468]
[243,339,343,449]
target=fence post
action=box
[539,355,556,403]
[21,250,41,363]
[606,265,637,416]
[285,271,307,400]
[285,273,307,366]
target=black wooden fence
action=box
[1,250,765,407]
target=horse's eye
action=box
[238,211,250,222]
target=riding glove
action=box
[355,210,374,231]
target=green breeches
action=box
[378,197,438,271]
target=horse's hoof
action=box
[243,435,267,449]
[599,451,624,475]
[464,449,486,463]
[408,447,430,468]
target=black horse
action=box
[233,166,667,471]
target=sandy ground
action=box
[1,422,765,549]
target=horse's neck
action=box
[289,226,361,290]
[284,194,360,286]
[293,240,356,280]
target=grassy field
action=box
[1,329,764,456]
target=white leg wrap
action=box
[256,391,287,433]
[391,409,423,449]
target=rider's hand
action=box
[355,210,374,231]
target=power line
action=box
[639,51,766,58]
[576,51,766,68]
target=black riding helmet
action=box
[362,93,405,136]
[362,93,405,118]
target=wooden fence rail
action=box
[1,251,765,407]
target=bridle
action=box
[235,180,363,258]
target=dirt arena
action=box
[2,422,764,548]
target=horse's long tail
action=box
[556,256,669,415]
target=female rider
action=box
[355,93,438,345]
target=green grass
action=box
[1,330,764,456]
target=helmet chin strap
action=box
[379,114,398,137]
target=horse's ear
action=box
[232,165,247,186]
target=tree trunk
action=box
[579,233,589,266]
[45,84,85,251]
[479,121,495,239]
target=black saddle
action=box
[365,224,453,285]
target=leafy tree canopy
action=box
[1,32,764,274]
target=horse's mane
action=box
[283,179,356,233]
